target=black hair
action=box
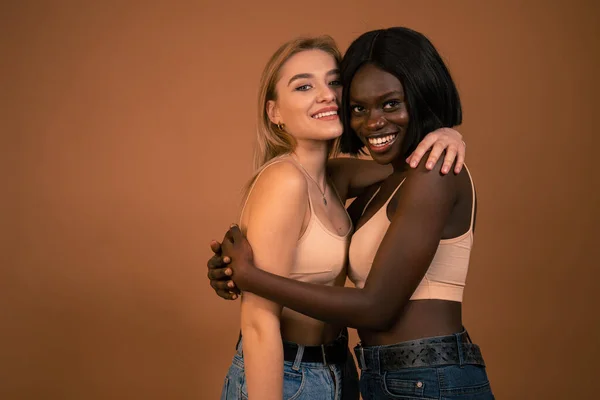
[338,27,462,156]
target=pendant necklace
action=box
[293,158,328,206]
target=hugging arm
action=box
[221,158,457,331]
[327,127,465,200]
[207,127,465,300]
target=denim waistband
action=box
[354,330,486,372]
[236,328,349,368]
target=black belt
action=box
[354,330,486,371]
[236,329,349,365]
[283,333,348,364]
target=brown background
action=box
[2,0,599,399]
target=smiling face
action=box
[267,49,343,143]
[349,63,410,165]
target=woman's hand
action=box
[406,127,466,174]
[206,239,239,300]
[219,225,255,291]
[205,225,256,299]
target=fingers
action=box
[210,275,240,300]
[208,227,241,301]
[207,264,233,280]
[210,278,237,292]
[222,224,246,258]
[228,224,244,242]
[454,141,466,174]
[224,224,243,245]
[216,288,239,300]
[440,146,458,175]
[209,240,222,254]
[207,253,229,270]
[423,142,446,170]
[406,133,437,168]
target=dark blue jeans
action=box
[354,331,494,399]
[222,335,359,399]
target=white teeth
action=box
[368,134,397,146]
[312,110,338,119]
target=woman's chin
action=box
[295,126,343,143]
[367,144,402,165]
[319,128,343,141]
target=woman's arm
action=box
[221,157,457,331]
[237,162,307,399]
[205,128,465,300]
[327,127,465,200]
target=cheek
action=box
[391,109,409,126]
[400,107,410,123]
[333,87,342,103]
[279,104,307,125]
[349,117,367,143]
[278,92,309,115]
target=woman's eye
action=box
[351,105,364,114]
[383,100,401,109]
[295,84,312,91]
[329,80,342,87]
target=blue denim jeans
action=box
[221,336,359,400]
[354,331,494,399]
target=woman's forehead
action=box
[350,64,403,101]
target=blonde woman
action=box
[218,36,466,400]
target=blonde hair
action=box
[253,35,342,171]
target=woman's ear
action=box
[266,100,281,125]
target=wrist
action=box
[234,258,255,291]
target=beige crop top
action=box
[240,156,352,286]
[348,166,476,302]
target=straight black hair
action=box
[338,27,462,156]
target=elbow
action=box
[242,320,279,339]
[241,323,282,352]
[241,313,281,343]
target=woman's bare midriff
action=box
[358,300,462,346]
[280,308,343,345]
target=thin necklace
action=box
[292,156,328,206]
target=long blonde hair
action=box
[253,35,342,171]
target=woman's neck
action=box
[291,140,329,183]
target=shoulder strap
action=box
[361,186,381,216]
[284,156,316,214]
[463,164,476,231]
[239,156,294,224]
[385,178,406,206]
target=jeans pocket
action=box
[438,365,493,398]
[239,369,305,400]
[440,381,493,399]
[283,368,305,400]
[382,371,437,399]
